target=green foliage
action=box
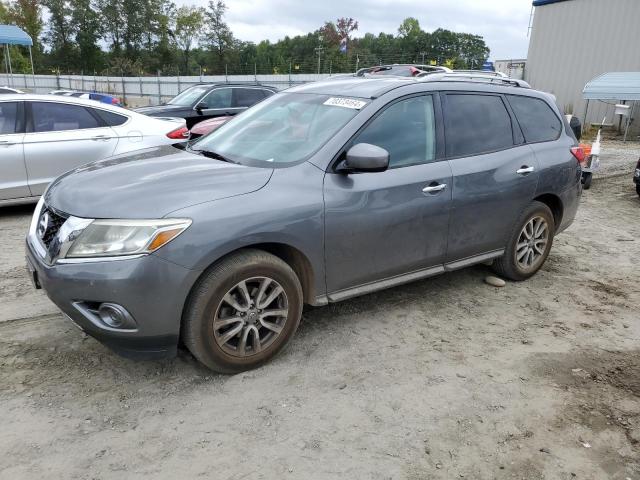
[175,5,204,72]
[0,1,490,76]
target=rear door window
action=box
[351,95,436,168]
[507,95,562,143]
[94,109,128,126]
[0,102,19,134]
[444,94,514,157]
[31,102,101,132]
[234,88,267,108]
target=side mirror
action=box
[338,143,389,173]
[569,116,582,141]
[195,102,207,112]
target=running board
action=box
[326,249,504,303]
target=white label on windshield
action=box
[323,97,367,110]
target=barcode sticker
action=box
[323,97,367,110]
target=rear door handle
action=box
[0,140,16,146]
[516,166,535,175]
[422,183,447,194]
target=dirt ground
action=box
[1,142,639,480]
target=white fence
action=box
[1,73,340,106]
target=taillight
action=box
[570,146,586,166]
[167,126,189,139]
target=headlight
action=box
[66,218,192,258]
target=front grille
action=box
[39,207,68,250]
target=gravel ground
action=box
[0,142,639,480]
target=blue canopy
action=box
[583,72,640,101]
[0,24,33,46]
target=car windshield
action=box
[167,86,210,106]
[191,92,367,166]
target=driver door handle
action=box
[516,166,535,175]
[91,135,111,141]
[0,140,16,146]
[422,183,447,194]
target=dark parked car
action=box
[135,84,277,128]
[27,74,582,373]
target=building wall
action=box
[526,0,640,133]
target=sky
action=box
[185,0,534,61]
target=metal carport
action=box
[0,24,34,87]
[583,72,640,141]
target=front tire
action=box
[636,183,640,197]
[183,249,303,373]
[492,201,555,281]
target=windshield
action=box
[167,86,210,106]
[191,92,367,166]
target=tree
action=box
[8,0,43,49]
[42,0,77,71]
[175,5,204,73]
[96,0,125,53]
[398,17,420,39]
[71,0,103,72]
[336,17,358,42]
[204,0,233,67]
[0,1,8,22]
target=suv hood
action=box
[134,104,188,116]
[45,146,273,219]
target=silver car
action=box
[26,76,583,373]
[1,94,187,205]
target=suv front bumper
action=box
[26,239,201,359]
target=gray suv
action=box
[26,75,582,373]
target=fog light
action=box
[98,303,136,329]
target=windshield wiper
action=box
[190,147,236,164]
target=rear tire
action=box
[582,172,592,190]
[183,249,303,373]
[492,201,555,281]
[636,183,640,197]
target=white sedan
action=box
[0,94,188,206]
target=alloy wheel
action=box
[515,215,549,271]
[213,276,289,357]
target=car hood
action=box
[45,146,273,219]
[133,104,188,116]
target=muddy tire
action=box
[183,249,303,373]
[492,201,555,281]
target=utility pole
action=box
[315,46,324,74]
[421,51,426,64]
[315,34,324,74]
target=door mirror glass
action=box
[339,143,389,173]
[195,102,208,111]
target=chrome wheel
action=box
[515,215,549,271]
[213,277,289,357]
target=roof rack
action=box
[452,70,508,78]
[417,72,531,88]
